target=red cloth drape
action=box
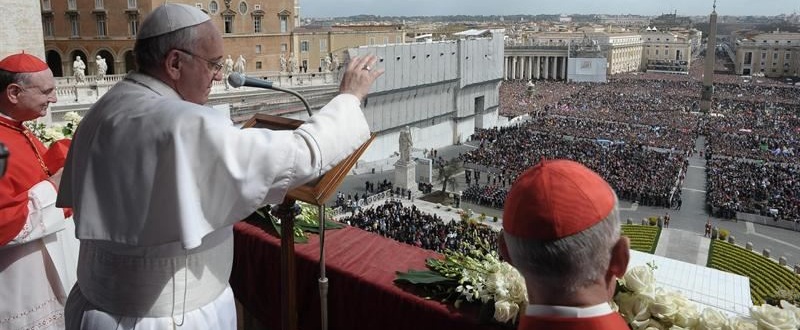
[230,221,505,330]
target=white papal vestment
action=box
[58,72,370,329]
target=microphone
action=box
[227,72,312,117]
[228,72,273,89]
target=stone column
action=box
[534,56,541,79]
[551,57,557,79]
[543,56,550,80]
[561,56,568,80]
[503,57,508,79]
[527,56,533,80]
[511,57,517,80]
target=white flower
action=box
[42,126,65,144]
[750,304,799,330]
[616,292,653,324]
[723,317,757,330]
[671,294,699,329]
[64,111,83,123]
[696,307,728,330]
[650,288,680,321]
[502,263,528,305]
[779,300,800,323]
[632,318,665,330]
[623,265,656,296]
[493,300,519,323]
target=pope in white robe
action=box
[56,3,384,329]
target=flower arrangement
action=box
[615,263,800,330]
[25,111,83,146]
[395,242,528,325]
[252,202,342,243]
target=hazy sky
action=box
[299,0,799,18]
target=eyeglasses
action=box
[175,48,224,75]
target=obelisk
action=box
[700,0,718,113]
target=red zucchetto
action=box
[503,159,617,240]
[0,52,49,73]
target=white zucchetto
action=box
[137,3,210,40]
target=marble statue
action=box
[323,55,332,73]
[234,55,246,74]
[73,56,86,83]
[95,55,107,82]
[399,126,413,163]
[279,53,287,73]
[223,55,234,90]
[331,54,339,71]
[288,52,298,73]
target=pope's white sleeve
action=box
[291,94,369,183]
[7,180,66,246]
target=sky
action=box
[299,0,800,18]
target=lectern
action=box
[242,114,375,330]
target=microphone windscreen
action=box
[228,72,246,88]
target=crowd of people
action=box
[706,158,800,221]
[462,184,508,209]
[494,56,799,225]
[340,200,499,255]
[462,127,685,208]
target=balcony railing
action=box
[52,70,339,107]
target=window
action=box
[369,37,375,45]
[129,15,139,36]
[761,52,767,59]
[127,0,137,8]
[238,1,247,14]
[744,52,752,65]
[67,0,77,10]
[384,37,389,44]
[70,15,80,36]
[254,16,262,33]
[209,1,218,13]
[787,53,792,60]
[224,16,233,34]
[396,36,402,43]
[255,45,261,54]
[280,15,288,33]
[655,50,659,55]
[255,61,262,69]
[95,0,104,9]
[319,39,327,51]
[280,43,287,52]
[773,53,779,60]
[300,40,309,52]
[96,14,107,37]
[42,15,54,36]
[42,0,51,10]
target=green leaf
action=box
[395,270,454,284]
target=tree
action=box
[436,159,462,193]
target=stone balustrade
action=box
[48,71,339,124]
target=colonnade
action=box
[503,55,568,80]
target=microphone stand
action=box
[318,204,329,330]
